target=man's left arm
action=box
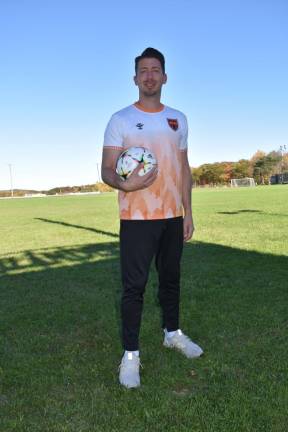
[181,150,195,242]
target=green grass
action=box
[0,186,287,431]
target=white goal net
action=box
[231,178,256,187]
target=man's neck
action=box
[136,96,163,112]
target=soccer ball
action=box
[116,147,157,181]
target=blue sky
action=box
[0,0,287,190]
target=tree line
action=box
[1,149,287,197]
[191,150,288,186]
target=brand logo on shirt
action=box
[167,118,179,131]
[136,123,144,130]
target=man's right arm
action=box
[101,147,126,191]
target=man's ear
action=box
[163,73,168,84]
[134,75,138,86]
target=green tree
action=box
[253,153,281,184]
[191,166,203,186]
[232,159,251,179]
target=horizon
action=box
[1,147,285,193]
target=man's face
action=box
[134,57,167,97]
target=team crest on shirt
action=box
[136,123,144,130]
[167,118,179,131]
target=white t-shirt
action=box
[103,103,188,220]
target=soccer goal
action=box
[231,178,256,187]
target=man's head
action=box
[135,47,165,74]
[134,47,167,98]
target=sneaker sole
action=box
[163,341,204,358]
[119,380,140,388]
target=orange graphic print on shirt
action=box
[103,104,188,220]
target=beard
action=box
[141,86,161,98]
[142,90,158,97]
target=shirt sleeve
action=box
[179,114,188,152]
[103,114,124,150]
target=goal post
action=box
[231,178,256,187]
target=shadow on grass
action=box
[0,240,287,430]
[0,242,119,275]
[217,209,288,217]
[1,238,287,328]
[35,217,119,238]
[1,239,287,353]
[217,209,262,215]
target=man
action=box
[101,48,203,388]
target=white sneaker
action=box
[163,329,204,358]
[119,352,141,388]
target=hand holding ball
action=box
[116,147,157,181]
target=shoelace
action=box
[172,333,192,348]
[118,359,143,371]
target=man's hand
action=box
[101,147,158,192]
[121,164,158,192]
[183,213,195,242]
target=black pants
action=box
[120,217,183,351]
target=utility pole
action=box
[279,145,287,183]
[8,164,14,197]
[96,163,101,183]
[279,145,287,171]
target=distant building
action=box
[270,173,288,184]
[24,193,47,197]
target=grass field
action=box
[0,186,287,432]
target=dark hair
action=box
[135,47,165,74]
